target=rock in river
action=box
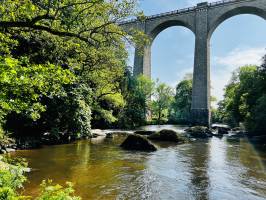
[185,126,213,138]
[120,134,157,151]
[148,129,183,143]
[218,127,229,135]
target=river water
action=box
[11,125,266,200]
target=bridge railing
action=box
[146,5,196,19]
[208,0,240,6]
[120,5,196,24]
[120,0,244,24]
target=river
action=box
[10,125,266,200]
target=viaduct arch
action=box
[121,0,266,126]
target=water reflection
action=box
[10,125,266,200]
[186,140,210,200]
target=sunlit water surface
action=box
[11,125,266,200]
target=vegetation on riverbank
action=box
[0,0,148,146]
[0,155,81,199]
[216,56,266,135]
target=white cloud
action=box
[211,47,265,106]
[213,47,265,68]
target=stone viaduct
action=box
[120,0,266,126]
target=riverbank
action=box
[2,124,265,155]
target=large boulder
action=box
[134,130,156,136]
[120,134,157,151]
[148,129,183,143]
[185,126,213,138]
[218,127,229,135]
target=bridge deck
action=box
[120,0,252,25]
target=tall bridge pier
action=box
[121,0,266,126]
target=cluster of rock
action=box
[0,125,246,154]
[185,126,213,138]
[0,137,17,154]
[112,125,248,152]
[120,129,184,151]
[185,125,235,138]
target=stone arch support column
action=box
[191,3,211,126]
[133,44,151,77]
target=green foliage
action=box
[37,180,80,200]
[152,82,174,123]
[169,76,193,124]
[0,133,15,149]
[0,158,28,199]
[0,158,81,200]
[247,94,266,133]
[211,108,222,123]
[1,155,28,169]
[0,167,26,190]
[119,74,154,128]
[0,56,75,121]
[0,0,140,47]
[218,60,266,134]
[36,84,92,140]
[0,0,145,137]
[217,66,257,126]
[87,46,128,127]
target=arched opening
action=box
[150,25,195,123]
[210,14,266,109]
[149,20,195,42]
[151,26,195,87]
[208,6,266,38]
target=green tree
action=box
[217,62,266,134]
[119,74,154,128]
[0,0,147,138]
[0,56,75,139]
[245,56,266,133]
[217,66,257,127]
[152,82,174,123]
[169,76,192,124]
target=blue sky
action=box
[127,0,266,106]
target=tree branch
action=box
[0,21,97,46]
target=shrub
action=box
[37,180,81,200]
[0,158,81,200]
